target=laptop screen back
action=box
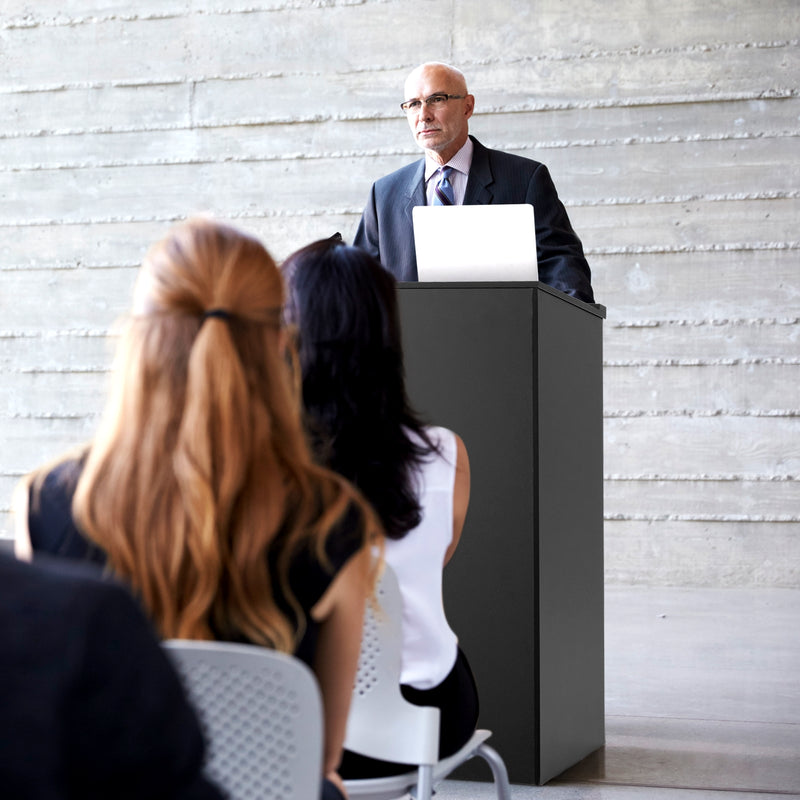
[412,203,538,282]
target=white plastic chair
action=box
[164,639,324,800]
[343,565,511,800]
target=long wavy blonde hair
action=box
[71,218,376,650]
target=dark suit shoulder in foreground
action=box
[0,554,223,800]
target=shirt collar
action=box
[424,137,474,182]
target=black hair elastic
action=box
[203,308,232,321]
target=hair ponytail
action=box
[71,219,379,650]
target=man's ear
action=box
[464,94,475,120]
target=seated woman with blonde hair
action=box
[16,219,380,800]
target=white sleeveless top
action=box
[384,425,460,689]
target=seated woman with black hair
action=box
[282,237,479,777]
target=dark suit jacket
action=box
[0,554,223,800]
[354,135,594,303]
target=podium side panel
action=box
[398,285,538,784]
[536,291,605,783]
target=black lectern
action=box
[397,282,606,785]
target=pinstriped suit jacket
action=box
[353,136,594,303]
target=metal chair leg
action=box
[476,743,512,800]
[413,764,434,800]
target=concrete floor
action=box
[435,586,800,799]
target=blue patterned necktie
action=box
[433,166,455,206]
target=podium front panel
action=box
[397,282,605,784]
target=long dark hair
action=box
[282,238,436,540]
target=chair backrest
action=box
[344,564,440,765]
[164,640,323,800]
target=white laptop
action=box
[412,203,538,282]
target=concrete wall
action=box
[1,0,798,586]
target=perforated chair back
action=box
[164,640,323,800]
[345,563,440,765]
[343,564,512,800]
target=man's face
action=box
[403,65,474,164]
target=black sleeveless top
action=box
[27,457,366,666]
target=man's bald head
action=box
[402,62,475,165]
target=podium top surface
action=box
[397,281,606,319]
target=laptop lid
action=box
[412,203,538,282]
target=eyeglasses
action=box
[400,93,466,114]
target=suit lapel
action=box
[401,159,426,216]
[464,137,494,205]
[396,159,425,281]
